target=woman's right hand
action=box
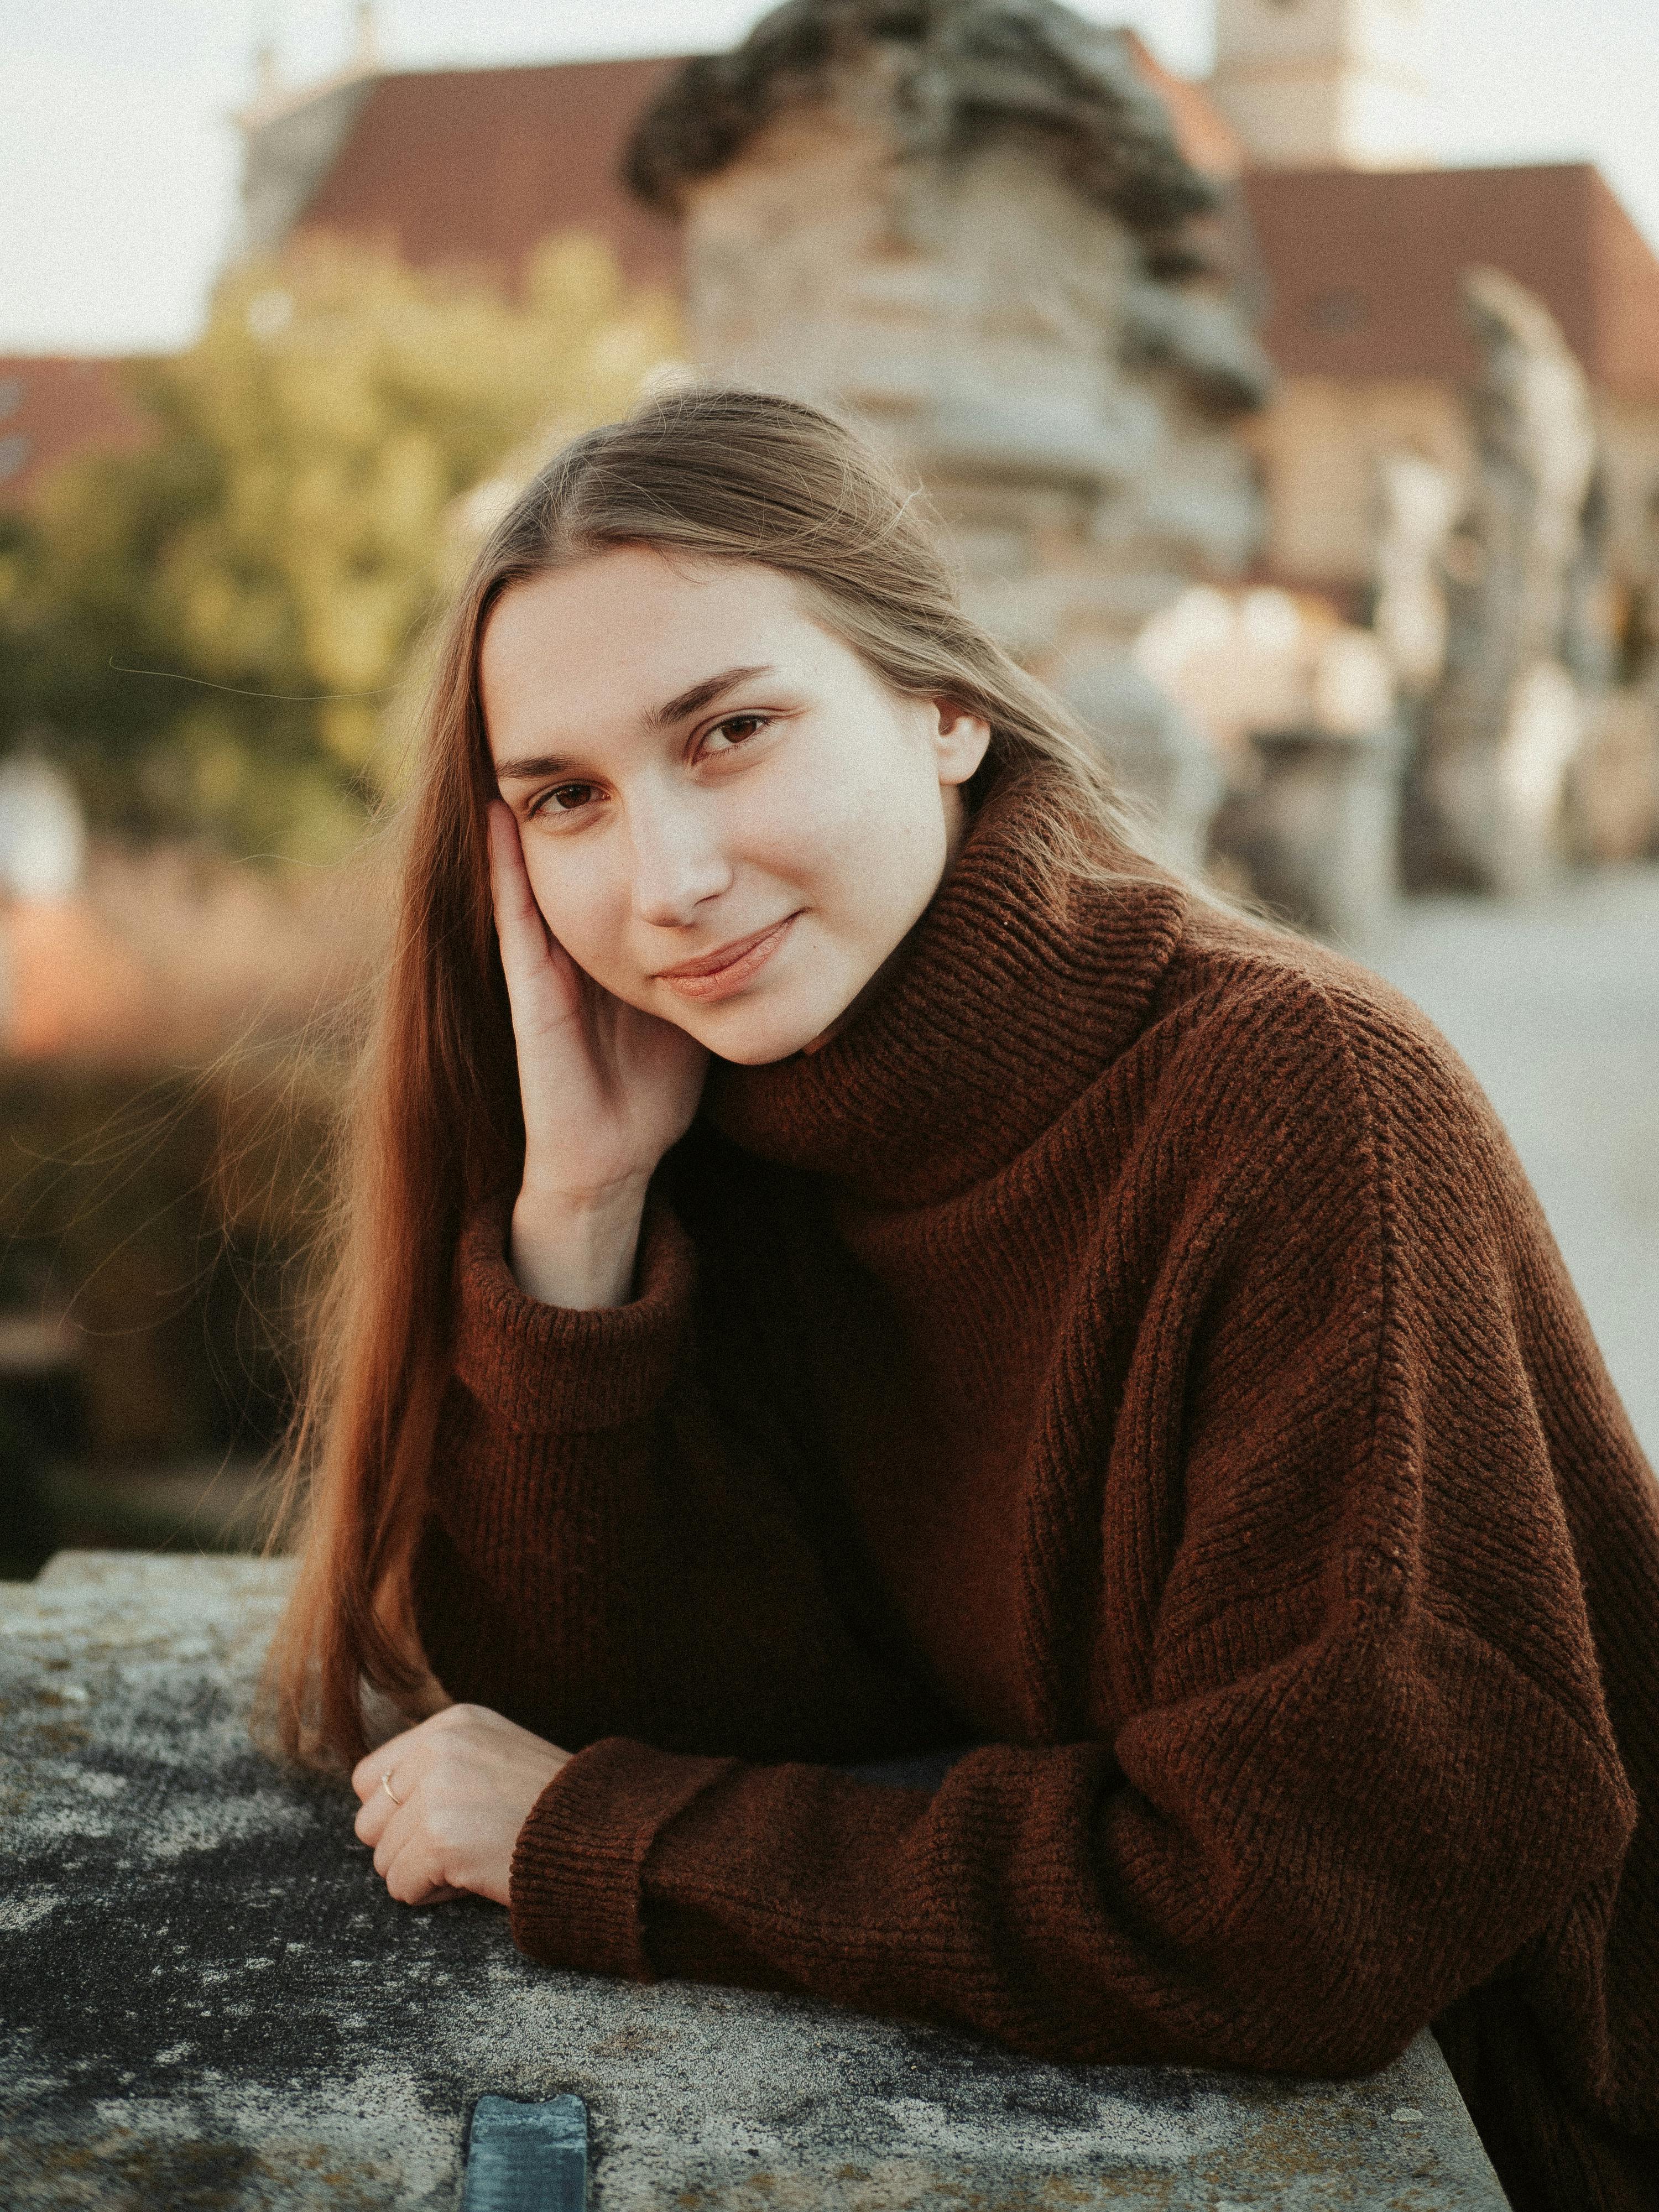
[488,801,708,1309]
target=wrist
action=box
[510,1180,649,1311]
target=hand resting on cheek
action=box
[488,798,709,1311]
[350,1704,573,1908]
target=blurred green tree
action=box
[0,236,680,859]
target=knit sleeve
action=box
[413,1170,945,1765]
[408,1185,695,1731]
[447,1187,695,1438]
[504,979,1652,2086]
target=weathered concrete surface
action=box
[1371,861,1659,1469]
[1,1553,1510,2210]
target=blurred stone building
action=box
[627,4,1283,877]
[229,2,1659,629]
[212,0,1659,910]
[10,0,1659,912]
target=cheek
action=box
[755,740,925,899]
[782,755,944,932]
[519,844,630,978]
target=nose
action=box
[626,795,732,928]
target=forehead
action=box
[479,549,833,755]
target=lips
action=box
[653,913,800,1000]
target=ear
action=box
[926,696,993,787]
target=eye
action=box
[698,712,771,758]
[530,782,601,819]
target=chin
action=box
[686,988,852,1066]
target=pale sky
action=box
[3,0,1657,354]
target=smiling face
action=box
[479,546,991,1064]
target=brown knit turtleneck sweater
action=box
[414,778,1659,2212]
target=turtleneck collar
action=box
[705,769,1188,1207]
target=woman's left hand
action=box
[351,1704,572,1908]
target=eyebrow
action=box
[493,664,776,783]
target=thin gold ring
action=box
[379,1771,405,1807]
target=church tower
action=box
[1209,0,1435,169]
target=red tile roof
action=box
[272,60,1659,406]
[280,47,1247,281]
[1240,164,1659,403]
[294,59,686,290]
[0,356,152,509]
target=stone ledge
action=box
[1,1553,1511,2209]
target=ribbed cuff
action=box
[452,1188,695,1434]
[508,1736,739,1981]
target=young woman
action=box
[273,388,1658,2211]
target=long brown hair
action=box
[267,384,1166,1770]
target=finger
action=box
[487,804,587,1033]
[487,803,552,963]
[370,1790,420,1880]
[354,1774,405,1848]
[350,1720,430,1803]
[382,1829,457,1908]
